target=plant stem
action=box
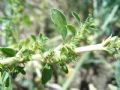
[93,0,98,17]
[0,44,105,65]
[75,44,105,53]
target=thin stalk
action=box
[101,5,119,30]
[95,4,119,40]
[62,52,90,90]
[93,0,98,17]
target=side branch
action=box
[75,44,105,53]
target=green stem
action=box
[101,5,119,30]
[62,52,90,90]
[93,0,98,17]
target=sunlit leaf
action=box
[66,24,76,36]
[51,9,67,39]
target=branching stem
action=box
[0,43,105,65]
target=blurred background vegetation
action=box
[0,0,120,90]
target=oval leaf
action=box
[41,65,52,84]
[0,47,16,57]
[66,24,76,36]
[51,9,67,39]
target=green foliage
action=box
[60,45,77,62]
[0,71,12,89]
[72,12,80,23]
[0,0,25,45]
[103,36,120,55]
[60,63,68,74]
[41,64,52,84]
[21,49,33,61]
[0,47,16,57]
[0,1,119,88]
[16,66,26,75]
[2,71,9,87]
[18,34,47,52]
[22,15,31,26]
[66,24,76,36]
[70,15,96,45]
[51,9,67,39]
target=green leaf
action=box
[17,66,26,75]
[31,35,36,41]
[60,64,68,74]
[39,33,48,42]
[51,9,67,39]
[2,71,9,83]
[41,65,52,84]
[2,71,9,87]
[0,47,16,57]
[22,15,31,26]
[66,24,76,35]
[72,12,80,23]
[5,76,9,87]
[60,46,68,55]
[22,49,33,61]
